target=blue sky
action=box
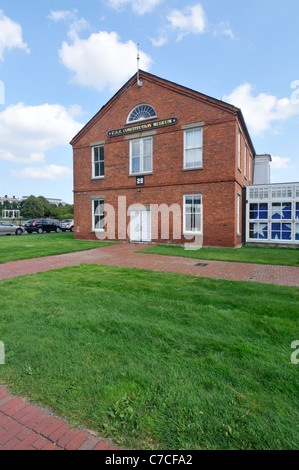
[0,0,298,204]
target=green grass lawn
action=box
[0,232,114,263]
[0,265,298,450]
[139,245,299,267]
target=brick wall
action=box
[72,72,253,247]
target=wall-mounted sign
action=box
[136,176,144,186]
[108,117,178,138]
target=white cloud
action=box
[167,3,206,41]
[150,33,168,47]
[12,165,72,180]
[271,156,293,170]
[0,9,30,60]
[48,10,78,22]
[0,150,45,164]
[223,83,299,135]
[67,18,90,40]
[150,5,236,47]
[213,22,237,40]
[0,102,83,164]
[48,9,89,40]
[59,30,152,92]
[107,0,161,15]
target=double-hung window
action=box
[183,195,202,234]
[130,137,152,175]
[92,199,105,231]
[184,128,203,169]
[92,145,104,178]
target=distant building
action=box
[253,154,272,185]
[0,195,21,205]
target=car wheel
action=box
[37,228,43,234]
[56,227,61,233]
[70,227,74,232]
[16,228,23,235]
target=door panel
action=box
[130,210,151,242]
[130,211,141,242]
[141,211,151,242]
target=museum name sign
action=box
[107,117,178,138]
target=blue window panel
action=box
[259,228,268,239]
[296,203,299,220]
[281,232,291,240]
[272,204,281,219]
[282,203,292,220]
[271,223,292,240]
[271,223,281,240]
[250,204,259,219]
[259,204,268,219]
[282,223,291,240]
[251,222,268,239]
[250,203,268,220]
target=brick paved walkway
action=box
[0,243,298,450]
[0,387,119,450]
[0,242,298,286]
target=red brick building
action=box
[71,70,255,247]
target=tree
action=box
[51,204,74,220]
[37,196,53,216]
[20,196,44,219]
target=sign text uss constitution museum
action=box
[107,117,178,137]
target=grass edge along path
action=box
[0,264,298,450]
[0,232,115,264]
[139,244,299,267]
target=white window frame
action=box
[127,104,157,124]
[237,127,241,170]
[129,137,153,175]
[92,198,105,232]
[183,194,203,235]
[183,128,203,169]
[92,145,104,179]
[237,192,241,235]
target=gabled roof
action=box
[70,70,255,154]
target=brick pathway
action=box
[0,387,119,450]
[0,243,298,450]
[0,243,298,286]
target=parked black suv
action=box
[25,219,61,234]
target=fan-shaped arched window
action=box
[127,104,157,123]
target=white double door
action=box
[130,210,151,242]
